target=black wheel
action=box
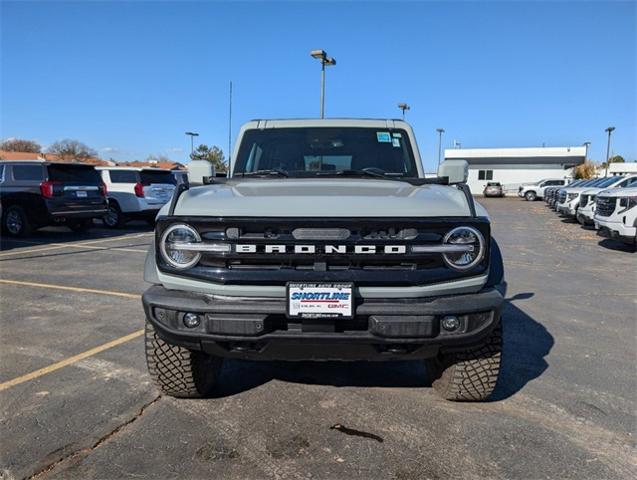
[426,322,502,401]
[103,202,124,228]
[524,191,537,201]
[2,205,32,237]
[145,321,222,398]
[68,219,93,233]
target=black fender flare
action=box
[486,238,505,290]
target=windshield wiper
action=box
[331,168,388,179]
[240,168,289,178]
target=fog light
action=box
[441,316,460,331]
[183,312,201,328]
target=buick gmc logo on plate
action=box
[234,244,407,254]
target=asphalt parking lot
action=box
[1,198,635,480]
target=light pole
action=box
[310,50,336,119]
[398,103,410,120]
[436,128,445,167]
[582,141,591,162]
[604,127,615,177]
[185,131,199,157]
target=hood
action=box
[597,186,637,198]
[173,178,472,217]
[561,187,591,194]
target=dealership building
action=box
[444,146,586,194]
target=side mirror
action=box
[438,159,468,184]
[187,160,215,186]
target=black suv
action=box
[0,161,108,236]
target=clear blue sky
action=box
[2,1,635,170]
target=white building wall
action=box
[467,165,571,195]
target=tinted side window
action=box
[109,170,139,183]
[0,164,4,183]
[13,165,43,181]
[47,165,101,183]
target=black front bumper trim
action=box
[142,284,504,361]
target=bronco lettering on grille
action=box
[234,244,407,254]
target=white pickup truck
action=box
[518,178,568,201]
[577,175,637,225]
[594,186,637,247]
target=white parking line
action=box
[0,233,153,257]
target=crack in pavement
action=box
[27,395,162,479]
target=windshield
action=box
[593,176,622,188]
[233,127,418,178]
[140,170,176,185]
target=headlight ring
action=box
[160,223,202,269]
[442,226,485,271]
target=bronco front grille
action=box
[595,197,616,217]
[155,217,491,287]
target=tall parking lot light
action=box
[583,141,591,162]
[185,131,199,156]
[310,50,336,119]
[604,127,615,177]
[398,103,410,120]
[436,128,445,167]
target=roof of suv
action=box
[97,166,172,172]
[1,160,96,167]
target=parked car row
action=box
[542,174,637,247]
[0,161,181,236]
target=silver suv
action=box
[142,119,506,401]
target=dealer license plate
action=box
[76,191,88,198]
[287,283,354,319]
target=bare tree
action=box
[145,154,173,164]
[48,139,97,161]
[0,138,42,152]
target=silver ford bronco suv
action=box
[142,119,506,401]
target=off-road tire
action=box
[2,205,32,237]
[145,321,222,398]
[426,322,502,401]
[524,191,537,201]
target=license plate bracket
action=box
[286,282,354,319]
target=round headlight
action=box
[160,224,201,269]
[442,226,485,271]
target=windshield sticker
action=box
[392,133,402,138]
[376,132,391,143]
[392,138,401,148]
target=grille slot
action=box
[596,197,616,217]
[558,191,567,204]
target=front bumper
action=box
[595,219,636,244]
[557,202,577,216]
[577,206,595,224]
[142,284,505,361]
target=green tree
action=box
[190,144,226,172]
[0,138,42,152]
[48,139,97,161]
[600,155,625,169]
